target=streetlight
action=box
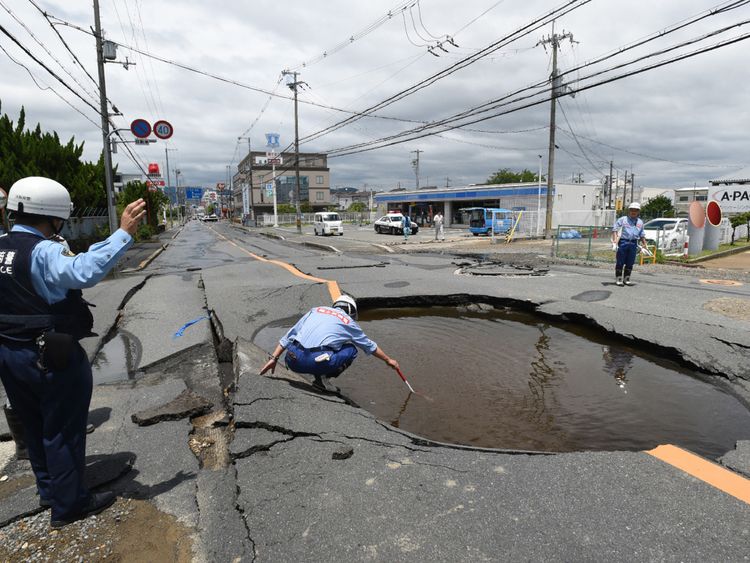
[537,154,543,237]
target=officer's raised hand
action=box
[120,199,147,235]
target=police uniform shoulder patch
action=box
[62,248,76,257]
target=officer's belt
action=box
[0,314,56,338]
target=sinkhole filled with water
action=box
[255,305,750,459]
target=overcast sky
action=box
[1,0,748,191]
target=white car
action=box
[374,214,419,235]
[642,218,687,252]
[203,214,218,222]
[313,212,343,236]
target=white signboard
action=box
[710,186,750,213]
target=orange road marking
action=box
[213,228,341,301]
[646,444,750,505]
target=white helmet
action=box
[333,294,358,320]
[628,202,641,210]
[7,177,73,220]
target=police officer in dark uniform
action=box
[0,176,146,528]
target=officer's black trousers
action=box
[0,340,92,520]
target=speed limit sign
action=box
[153,120,174,140]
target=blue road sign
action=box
[131,118,151,139]
[265,132,280,148]
[185,187,203,200]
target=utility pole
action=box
[538,21,575,237]
[411,149,422,189]
[283,71,305,234]
[93,0,118,235]
[630,172,635,203]
[608,160,614,209]
[238,136,256,225]
[165,147,178,228]
[445,176,451,188]
[225,165,230,219]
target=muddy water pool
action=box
[255,306,750,459]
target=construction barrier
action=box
[703,200,722,251]
[687,201,705,256]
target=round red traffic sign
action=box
[130,118,151,139]
[153,120,174,140]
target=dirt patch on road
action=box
[703,297,750,321]
[0,498,193,562]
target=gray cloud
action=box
[0,0,747,192]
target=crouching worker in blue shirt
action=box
[0,177,146,528]
[259,295,400,391]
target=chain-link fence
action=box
[259,212,376,227]
[553,225,618,262]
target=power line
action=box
[0,0,99,103]
[322,10,750,157]
[25,0,119,112]
[0,43,101,128]
[0,22,101,115]
[285,0,417,71]
[43,15,434,126]
[325,29,750,157]
[298,0,593,145]
[303,0,747,151]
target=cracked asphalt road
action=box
[1,220,748,562]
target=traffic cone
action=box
[683,240,689,258]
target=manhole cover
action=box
[699,279,743,286]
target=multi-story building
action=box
[232,151,331,217]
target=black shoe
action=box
[39,498,51,508]
[313,375,339,393]
[50,491,117,528]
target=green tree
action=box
[640,195,675,219]
[0,103,109,210]
[348,201,367,212]
[277,204,295,213]
[730,211,750,244]
[117,181,168,230]
[486,168,540,184]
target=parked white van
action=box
[313,212,343,236]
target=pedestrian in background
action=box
[259,295,400,391]
[0,176,146,528]
[611,202,647,286]
[402,214,412,241]
[433,211,445,241]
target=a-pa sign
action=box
[710,186,750,213]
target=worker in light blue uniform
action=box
[259,295,400,390]
[611,201,647,286]
[0,176,146,528]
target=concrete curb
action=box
[120,244,166,273]
[685,242,750,264]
